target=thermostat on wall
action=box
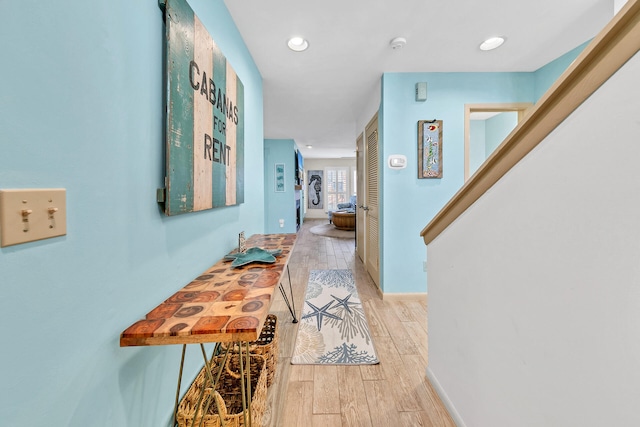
[388,154,407,169]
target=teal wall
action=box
[0,1,263,426]
[469,112,518,177]
[264,139,298,233]
[469,120,487,175]
[379,42,588,293]
[534,41,590,101]
[380,42,590,294]
[380,72,535,293]
[485,112,519,155]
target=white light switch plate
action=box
[0,189,67,247]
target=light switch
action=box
[0,189,67,247]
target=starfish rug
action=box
[291,269,379,365]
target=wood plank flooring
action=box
[263,219,455,427]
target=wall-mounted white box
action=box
[0,189,67,247]
[416,82,427,101]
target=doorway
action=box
[464,103,533,181]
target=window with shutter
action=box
[325,167,349,211]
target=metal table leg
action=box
[236,341,253,427]
[278,265,298,323]
[172,345,187,427]
[196,344,227,427]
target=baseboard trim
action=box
[426,367,467,427]
[374,284,384,300]
[382,292,427,303]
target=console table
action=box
[120,233,297,426]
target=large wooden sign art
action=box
[161,0,244,215]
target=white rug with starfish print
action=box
[291,269,379,365]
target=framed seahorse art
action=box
[307,170,324,209]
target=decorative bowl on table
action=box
[223,247,283,267]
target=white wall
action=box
[427,51,640,426]
[615,0,629,14]
[304,158,356,220]
[356,79,381,136]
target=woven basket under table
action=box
[177,353,268,427]
[221,313,279,387]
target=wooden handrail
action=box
[421,0,640,245]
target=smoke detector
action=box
[390,37,407,50]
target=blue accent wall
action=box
[534,41,590,101]
[0,1,263,425]
[380,72,535,293]
[380,41,589,294]
[0,0,592,420]
[469,112,518,176]
[485,112,519,156]
[264,139,298,233]
[469,120,487,175]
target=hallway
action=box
[264,219,454,426]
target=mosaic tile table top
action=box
[120,234,297,347]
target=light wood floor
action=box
[264,219,455,427]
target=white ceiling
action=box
[223,0,613,158]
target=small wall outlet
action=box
[279,219,284,228]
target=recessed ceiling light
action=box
[287,37,309,52]
[480,36,505,51]
[306,145,313,149]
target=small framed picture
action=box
[418,120,443,179]
[275,163,286,192]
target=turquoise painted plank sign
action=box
[163,0,244,215]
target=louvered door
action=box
[356,133,365,262]
[364,113,380,288]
